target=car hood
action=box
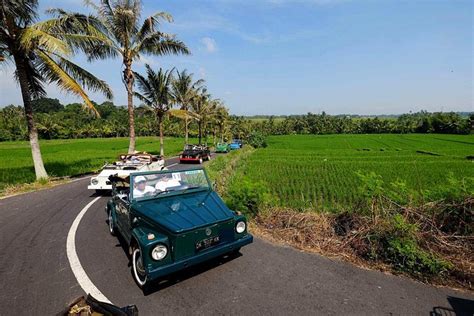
[133,190,234,233]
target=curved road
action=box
[0,156,473,315]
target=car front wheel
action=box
[107,209,116,236]
[132,247,148,288]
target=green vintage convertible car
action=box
[106,168,253,288]
[215,142,230,153]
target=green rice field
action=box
[233,134,474,210]
[0,137,191,190]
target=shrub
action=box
[373,214,452,276]
[247,131,267,148]
[424,173,474,203]
[226,177,269,217]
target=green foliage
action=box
[247,131,267,148]
[376,214,452,276]
[387,179,413,205]
[232,111,472,136]
[226,177,269,217]
[424,173,474,203]
[356,171,384,200]
[32,98,64,113]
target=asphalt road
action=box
[0,155,473,316]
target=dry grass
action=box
[252,200,473,292]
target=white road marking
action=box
[66,196,111,303]
[167,162,179,168]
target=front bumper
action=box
[87,184,112,190]
[147,234,253,281]
[180,157,201,163]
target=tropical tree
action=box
[0,0,112,179]
[190,87,211,144]
[85,0,190,153]
[213,102,230,143]
[171,69,204,144]
[134,65,174,156]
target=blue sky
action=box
[0,0,472,115]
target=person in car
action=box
[133,176,156,198]
[155,173,181,192]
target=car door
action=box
[115,194,133,243]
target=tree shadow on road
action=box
[430,296,474,316]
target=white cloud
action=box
[200,37,218,53]
[198,67,206,78]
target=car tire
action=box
[132,247,148,288]
[107,209,116,236]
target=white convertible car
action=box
[88,152,166,192]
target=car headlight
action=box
[235,221,246,234]
[151,244,167,261]
[91,178,98,185]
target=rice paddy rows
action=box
[235,134,474,210]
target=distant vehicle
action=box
[215,142,230,153]
[179,144,211,164]
[229,139,243,150]
[88,152,165,192]
[106,168,253,288]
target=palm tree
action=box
[190,87,209,145]
[134,65,174,157]
[0,1,112,179]
[213,103,229,143]
[171,69,204,144]
[85,0,190,153]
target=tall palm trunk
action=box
[14,54,48,180]
[124,60,136,153]
[198,120,202,145]
[157,112,164,157]
[184,115,189,144]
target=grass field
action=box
[232,134,474,210]
[0,137,191,190]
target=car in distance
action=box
[88,152,165,192]
[229,139,243,150]
[215,142,230,153]
[106,168,253,288]
[179,144,211,164]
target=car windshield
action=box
[131,169,210,201]
[184,144,199,151]
[118,154,151,164]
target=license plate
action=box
[196,236,220,251]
